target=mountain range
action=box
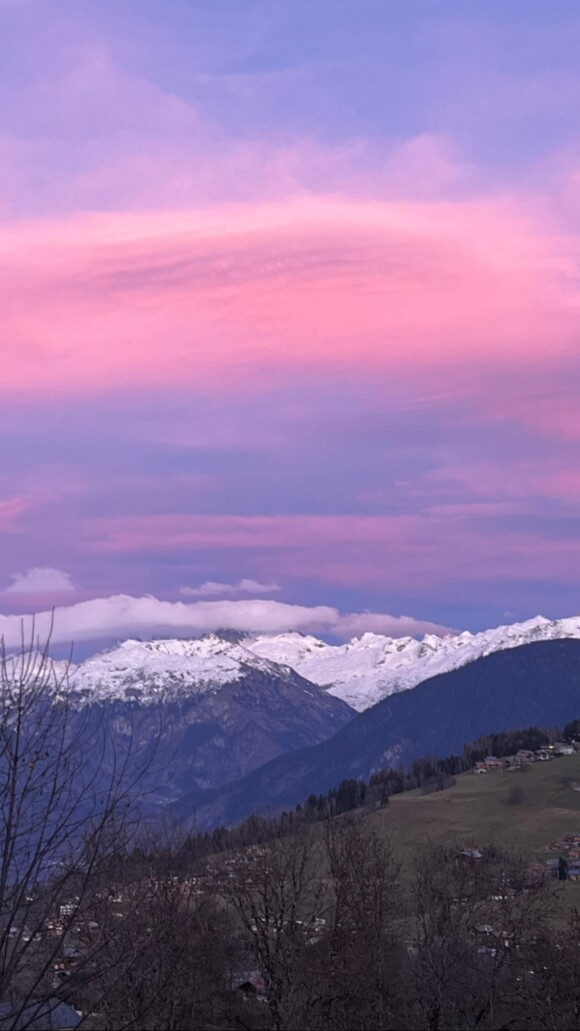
[64,613,580,713]
[15,614,580,820]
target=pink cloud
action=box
[180,578,282,597]
[332,611,455,640]
[0,596,339,647]
[85,511,580,590]
[392,461,580,507]
[87,513,399,552]
[0,194,577,399]
[283,529,580,591]
[0,496,32,530]
[513,395,580,441]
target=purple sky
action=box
[1,0,580,648]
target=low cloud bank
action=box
[0,594,453,651]
[332,611,455,640]
[180,579,282,597]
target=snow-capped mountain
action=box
[60,633,355,796]
[23,615,580,715]
[246,615,580,711]
[67,634,298,704]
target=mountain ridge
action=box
[246,615,580,710]
[8,634,355,798]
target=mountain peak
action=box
[67,633,290,704]
[202,628,253,644]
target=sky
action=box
[1,0,580,650]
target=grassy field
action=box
[370,751,580,852]
[366,751,580,919]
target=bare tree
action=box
[0,624,160,1029]
[78,871,238,1031]
[316,818,402,1030]
[408,842,553,1031]
[220,832,323,1031]
[221,819,404,1031]
[517,907,580,1031]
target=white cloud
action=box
[180,578,282,597]
[0,595,336,650]
[0,593,454,651]
[2,567,77,596]
[331,611,455,641]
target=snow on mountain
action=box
[2,651,71,700]
[29,613,580,712]
[67,633,297,704]
[247,615,580,711]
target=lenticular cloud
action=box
[0,594,452,651]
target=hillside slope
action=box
[372,749,580,856]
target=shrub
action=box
[507,785,524,805]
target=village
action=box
[472,741,580,882]
[473,739,577,774]
[545,834,580,881]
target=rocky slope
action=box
[62,634,354,797]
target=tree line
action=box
[173,722,573,865]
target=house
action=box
[459,848,485,862]
[0,999,81,1030]
[477,756,506,771]
[555,743,575,756]
[235,978,267,1002]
